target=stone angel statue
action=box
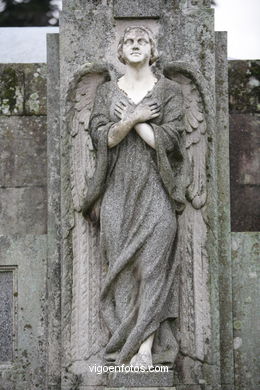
[67,26,209,369]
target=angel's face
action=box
[122,29,151,66]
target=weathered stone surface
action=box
[229,60,260,113]
[231,232,260,390]
[0,235,47,389]
[0,116,47,187]
[0,271,13,362]
[46,33,61,389]
[215,32,234,388]
[0,65,24,115]
[24,64,47,115]
[0,187,47,235]
[113,0,161,18]
[0,64,47,116]
[107,371,174,387]
[106,386,211,390]
[58,1,220,387]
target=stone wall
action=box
[1,61,258,235]
[0,64,47,235]
[0,64,48,388]
[0,60,259,389]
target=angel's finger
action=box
[115,104,124,111]
[149,102,160,107]
[119,100,127,107]
[115,106,123,113]
[114,110,122,118]
[115,103,126,110]
[151,112,160,118]
[151,107,160,114]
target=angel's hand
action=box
[114,100,128,120]
[132,102,160,124]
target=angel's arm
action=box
[134,123,155,149]
[108,101,160,148]
[107,116,138,148]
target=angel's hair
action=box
[117,26,159,66]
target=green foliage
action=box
[0,0,59,26]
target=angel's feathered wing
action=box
[165,63,211,361]
[66,64,110,361]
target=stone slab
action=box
[0,187,47,235]
[106,386,211,390]
[113,0,161,19]
[0,115,47,188]
[215,32,234,387]
[0,271,13,362]
[228,60,260,114]
[107,371,174,387]
[24,64,47,115]
[231,233,260,390]
[46,33,61,389]
[0,235,47,389]
[0,64,47,115]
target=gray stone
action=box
[0,271,13,362]
[0,187,47,235]
[215,32,234,387]
[107,371,174,387]
[46,33,62,389]
[231,232,260,390]
[107,388,176,390]
[113,0,161,19]
[24,64,47,115]
[0,64,47,116]
[0,64,24,116]
[229,60,260,114]
[58,1,221,388]
[0,116,47,187]
[106,387,211,390]
[0,235,47,389]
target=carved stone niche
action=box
[55,0,228,389]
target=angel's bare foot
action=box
[130,332,155,369]
[130,350,153,369]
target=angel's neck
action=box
[122,64,155,86]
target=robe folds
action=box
[82,75,188,365]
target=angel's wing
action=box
[65,64,110,362]
[165,63,211,362]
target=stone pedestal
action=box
[46,0,232,388]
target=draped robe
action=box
[82,75,187,365]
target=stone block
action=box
[0,64,47,116]
[113,0,161,18]
[106,388,176,390]
[0,65,24,115]
[107,370,174,387]
[231,233,260,390]
[0,235,47,388]
[0,187,47,235]
[0,116,47,188]
[24,64,47,115]
[0,271,13,362]
[229,60,260,114]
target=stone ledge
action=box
[107,371,174,387]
